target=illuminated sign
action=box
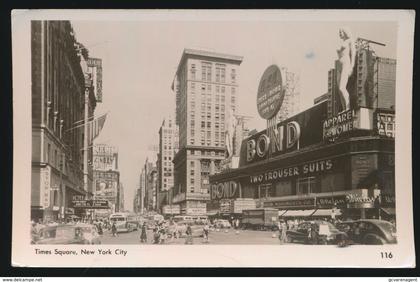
[249,159,333,184]
[87,58,103,103]
[322,110,355,141]
[210,181,241,200]
[72,199,110,209]
[240,102,328,166]
[246,121,301,162]
[257,65,286,119]
[376,111,395,138]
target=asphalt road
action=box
[100,228,285,245]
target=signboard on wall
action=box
[376,110,395,138]
[93,144,118,171]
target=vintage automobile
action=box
[36,224,101,245]
[286,221,347,244]
[213,219,232,229]
[336,219,397,245]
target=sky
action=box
[71,20,397,211]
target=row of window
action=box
[190,62,236,84]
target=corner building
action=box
[172,49,243,215]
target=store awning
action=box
[278,210,287,217]
[282,209,315,217]
[381,207,396,215]
[311,209,342,217]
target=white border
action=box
[11,9,415,268]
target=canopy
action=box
[278,210,287,217]
[311,209,342,217]
[282,209,315,217]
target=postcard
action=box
[11,9,415,267]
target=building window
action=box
[191,64,196,80]
[231,69,236,84]
[221,68,226,83]
[296,177,317,195]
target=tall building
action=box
[157,116,179,211]
[276,68,300,122]
[31,21,97,222]
[118,182,125,212]
[93,144,121,213]
[171,49,243,215]
[142,158,158,211]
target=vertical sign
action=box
[87,58,103,102]
[40,166,51,208]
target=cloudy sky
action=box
[72,19,397,211]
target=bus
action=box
[109,212,140,233]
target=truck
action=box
[241,208,279,231]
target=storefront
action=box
[209,102,395,220]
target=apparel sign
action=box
[249,159,333,184]
[257,65,286,119]
[322,110,355,141]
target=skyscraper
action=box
[171,49,243,215]
[157,116,179,211]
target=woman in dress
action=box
[336,27,356,111]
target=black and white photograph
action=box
[11,10,415,267]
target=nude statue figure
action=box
[336,27,356,111]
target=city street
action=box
[100,229,282,245]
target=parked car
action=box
[336,219,397,245]
[213,219,232,229]
[36,224,101,245]
[286,221,347,245]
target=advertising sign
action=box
[210,181,240,200]
[40,166,51,208]
[263,198,315,209]
[249,159,333,185]
[316,195,347,208]
[257,65,285,119]
[72,199,110,209]
[93,144,118,171]
[162,205,181,215]
[322,110,355,141]
[87,58,103,102]
[240,101,328,166]
[376,110,395,138]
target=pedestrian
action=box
[203,223,209,243]
[31,221,39,244]
[311,223,319,245]
[185,224,193,244]
[279,221,287,244]
[153,227,160,244]
[97,222,103,235]
[111,221,118,237]
[140,222,147,243]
